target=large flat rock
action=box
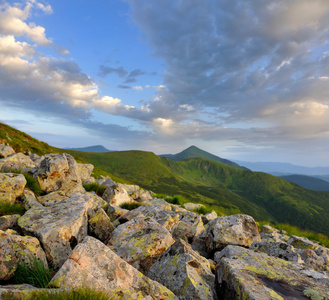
[49,236,177,300]
[18,192,102,269]
[216,245,329,300]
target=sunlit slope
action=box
[66,149,329,236]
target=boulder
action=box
[205,214,261,253]
[297,248,328,272]
[108,216,175,273]
[49,236,177,300]
[0,173,26,204]
[148,239,217,300]
[121,184,153,202]
[0,144,15,158]
[33,153,84,194]
[250,241,303,263]
[97,175,115,186]
[288,235,318,250]
[77,163,94,183]
[107,204,129,222]
[0,230,17,280]
[216,245,329,300]
[0,284,39,299]
[260,225,289,243]
[18,192,102,269]
[202,211,218,225]
[4,230,48,268]
[117,205,180,231]
[22,189,43,210]
[183,203,205,211]
[102,184,133,206]
[0,214,20,231]
[88,208,115,243]
[0,153,36,172]
[149,198,172,210]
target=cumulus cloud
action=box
[124,0,329,142]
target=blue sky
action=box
[1,0,329,166]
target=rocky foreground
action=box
[0,144,329,299]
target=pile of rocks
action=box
[0,144,328,299]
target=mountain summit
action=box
[160,145,247,170]
[65,145,111,153]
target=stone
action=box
[183,203,205,211]
[0,284,39,299]
[172,221,197,243]
[107,204,129,222]
[0,230,17,280]
[121,184,153,202]
[250,241,303,263]
[178,211,205,236]
[0,153,36,172]
[108,216,175,273]
[102,184,133,206]
[149,198,172,210]
[21,189,43,210]
[0,214,20,231]
[202,211,218,225]
[148,239,217,300]
[49,236,177,300]
[297,248,328,272]
[33,153,84,194]
[117,205,180,231]
[77,163,94,183]
[215,245,329,300]
[288,235,319,250]
[6,231,48,268]
[0,144,15,158]
[18,192,102,269]
[205,214,261,253]
[0,173,26,204]
[88,208,115,243]
[97,175,115,186]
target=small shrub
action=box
[193,206,211,215]
[163,195,181,205]
[83,183,106,197]
[22,288,111,300]
[0,202,25,216]
[14,256,53,288]
[120,202,143,210]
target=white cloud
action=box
[133,85,143,90]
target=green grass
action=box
[192,206,212,215]
[14,256,53,288]
[258,221,329,248]
[0,201,25,216]
[23,173,43,196]
[119,202,144,210]
[18,288,111,300]
[83,182,106,197]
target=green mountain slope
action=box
[280,175,329,191]
[161,145,247,170]
[65,149,329,236]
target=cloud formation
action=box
[124,0,329,142]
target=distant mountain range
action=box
[160,146,248,170]
[232,160,329,176]
[64,145,112,152]
[280,175,329,191]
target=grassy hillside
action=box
[65,149,329,236]
[161,145,247,170]
[2,122,329,236]
[281,174,329,191]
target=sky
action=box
[1,0,329,166]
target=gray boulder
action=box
[0,173,26,204]
[148,239,216,300]
[49,236,177,299]
[205,214,261,253]
[0,145,15,158]
[216,245,329,300]
[33,153,84,194]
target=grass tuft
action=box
[192,206,212,215]
[14,256,53,288]
[22,288,111,300]
[23,173,43,196]
[119,202,143,210]
[0,201,25,216]
[83,182,106,197]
